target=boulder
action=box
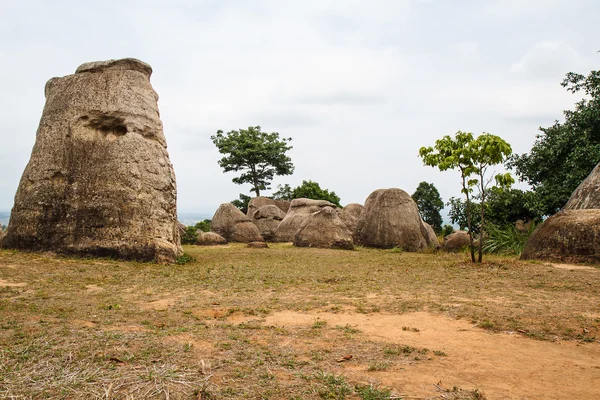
[196,231,227,246]
[443,231,471,251]
[521,210,600,264]
[274,198,337,242]
[294,207,354,250]
[354,188,428,251]
[339,203,364,233]
[211,203,264,243]
[247,196,290,217]
[178,222,187,237]
[251,205,286,241]
[565,162,600,210]
[421,221,440,248]
[0,58,182,263]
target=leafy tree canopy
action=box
[485,188,543,226]
[231,193,251,214]
[412,182,444,234]
[211,126,294,197]
[272,180,342,207]
[508,69,600,215]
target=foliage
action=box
[482,221,537,256]
[447,197,481,232]
[181,226,199,245]
[420,131,512,262]
[485,188,543,226]
[508,69,600,215]
[412,181,444,233]
[175,252,197,265]
[194,219,211,233]
[441,224,454,237]
[272,180,342,207]
[211,126,294,196]
[354,383,393,400]
[231,193,251,214]
[272,183,293,201]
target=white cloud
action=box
[511,41,589,80]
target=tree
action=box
[446,196,481,232]
[272,180,342,207]
[485,188,543,226]
[231,193,251,214]
[194,219,211,233]
[508,69,600,215]
[412,182,444,234]
[211,126,294,197]
[419,131,512,263]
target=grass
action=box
[1,243,599,398]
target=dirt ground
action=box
[1,244,600,399]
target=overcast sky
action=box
[1,0,598,216]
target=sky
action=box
[0,0,598,217]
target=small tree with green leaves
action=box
[419,131,512,262]
[412,182,444,234]
[211,126,294,197]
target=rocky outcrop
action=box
[274,198,337,242]
[196,231,227,246]
[294,207,354,250]
[1,58,182,262]
[250,205,286,241]
[339,203,364,233]
[211,203,264,243]
[354,188,428,251]
[521,210,600,264]
[443,231,470,252]
[247,196,290,217]
[421,221,440,248]
[565,162,600,210]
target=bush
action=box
[482,222,537,255]
[181,226,199,245]
[194,219,211,233]
[441,224,454,237]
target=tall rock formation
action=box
[1,58,182,262]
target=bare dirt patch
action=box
[0,279,26,287]
[264,310,600,400]
[551,263,598,271]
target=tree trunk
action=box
[462,174,476,263]
[478,179,485,263]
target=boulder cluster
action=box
[521,162,600,264]
[202,188,443,252]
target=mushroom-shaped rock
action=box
[521,210,600,264]
[443,231,470,251]
[294,207,354,250]
[565,162,600,210]
[196,231,227,246]
[0,58,182,263]
[421,221,440,248]
[247,196,291,217]
[339,203,364,233]
[274,198,337,242]
[354,189,428,251]
[251,205,286,241]
[211,203,264,243]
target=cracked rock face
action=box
[1,58,182,262]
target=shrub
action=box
[482,222,537,255]
[195,219,211,233]
[441,224,454,237]
[181,226,199,245]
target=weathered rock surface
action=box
[251,205,286,241]
[195,231,227,246]
[211,203,264,243]
[565,162,600,210]
[339,203,364,233]
[521,210,600,264]
[294,207,354,250]
[274,198,337,242]
[354,188,428,251]
[247,196,290,217]
[443,231,471,252]
[1,58,182,262]
[421,221,440,248]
